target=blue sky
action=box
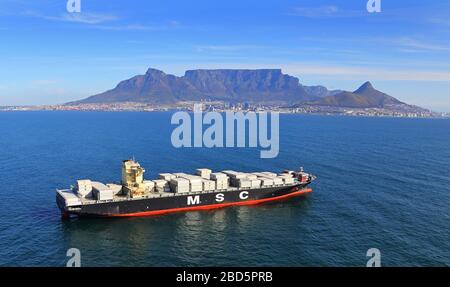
[1,0,450,111]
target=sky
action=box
[0,0,450,112]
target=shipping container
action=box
[259,177,274,186]
[202,179,215,191]
[260,172,277,178]
[250,179,261,188]
[210,172,228,180]
[159,173,176,181]
[91,182,114,201]
[76,179,92,197]
[237,179,251,188]
[245,174,258,180]
[196,168,212,179]
[57,190,82,206]
[106,183,123,195]
[272,177,283,185]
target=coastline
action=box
[0,104,447,119]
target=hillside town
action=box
[0,101,447,118]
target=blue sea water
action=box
[0,111,448,267]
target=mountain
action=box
[68,68,420,111]
[308,81,404,108]
[70,68,326,105]
[302,85,342,98]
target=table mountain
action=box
[68,68,334,105]
[70,69,326,104]
[68,68,421,112]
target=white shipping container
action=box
[245,174,258,180]
[259,177,274,186]
[261,172,277,178]
[272,177,283,185]
[153,180,171,192]
[251,172,265,178]
[202,184,215,191]
[196,168,212,179]
[250,179,261,188]
[237,179,251,188]
[222,170,240,177]
[179,174,203,184]
[159,173,176,181]
[190,185,203,192]
[170,178,190,186]
[58,190,82,206]
[173,186,190,193]
[91,181,110,191]
[91,182,114,200]
[173,172,188,178]
[97,190,113,201]
[210,172,228,180]
[107,183,123,195]
[202,179,215,189]
[76,179,93,197]
[224,171,247,179]
[188,178,203,184]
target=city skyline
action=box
[1,0,450,112]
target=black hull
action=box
[58,183,312,218]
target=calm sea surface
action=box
[0,111,448,266]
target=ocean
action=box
[0,111,448,266]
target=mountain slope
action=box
[68,68,419,111]
[69,68,324,105]
[308,81,404,108]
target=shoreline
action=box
[0,107,447,119]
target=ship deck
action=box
[57,180,302,206]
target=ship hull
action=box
[58,184,312,218]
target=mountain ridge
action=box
[68,68,423,111]
[68,68,342,105]
[307,81,405,108]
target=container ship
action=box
[56,160,316,218]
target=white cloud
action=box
[429,18,450,26]
[392,37,450,52]
[194,45,269,53]
[280,63,450,82]
[31,79,58,86]
[87,20,180,31]
[154,62,450,82]
[288,5,365,18]
[289,5,339,18]
[22,10,178,31]
[94,24,166,31]
[24,11,118,24]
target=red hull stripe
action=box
[108,188,312,217]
